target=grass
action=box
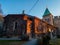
[36,38,60,45]
[0,38,60,45]
[50,38,60,45]
[0,40,26,45]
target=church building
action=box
[0,4,57,39]
[2,10,56,39]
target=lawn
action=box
[50,38,60,45]
[0,40,26,45]
[36,38,60,45]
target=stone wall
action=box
[54,16,60,35]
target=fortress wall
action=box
[54,16,60,19]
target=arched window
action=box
[15,22,17,29]
[13,22,17,31]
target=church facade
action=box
[0,6,58,39]
[2,12,56,39]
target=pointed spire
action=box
[43,8,51,17]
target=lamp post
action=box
[49,28,53,39]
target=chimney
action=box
[22,10,25,14]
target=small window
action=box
[45,18,50,22]
[29,17,32,20]
[15,22,17,29]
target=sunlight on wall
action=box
[27,20,32,34]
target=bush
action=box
[6,35,11,38]
[57,35,60,38]
[36,38,43,45]
[21,35,29,41]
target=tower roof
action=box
[43,8,51,17]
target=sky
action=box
[0,0,60,18]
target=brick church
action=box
[0,7,59,39]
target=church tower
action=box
[43,8,53,25]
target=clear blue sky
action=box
[0,0,60,18]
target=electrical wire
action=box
[28,0,39,14]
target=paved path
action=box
[0,38,21,40]
[22,39,37,45]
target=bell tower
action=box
[42,8,53,25]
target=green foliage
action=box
[36,38,43,45]
[0,40,26,45]
[21,35,29,41]
[50,38,60,45]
